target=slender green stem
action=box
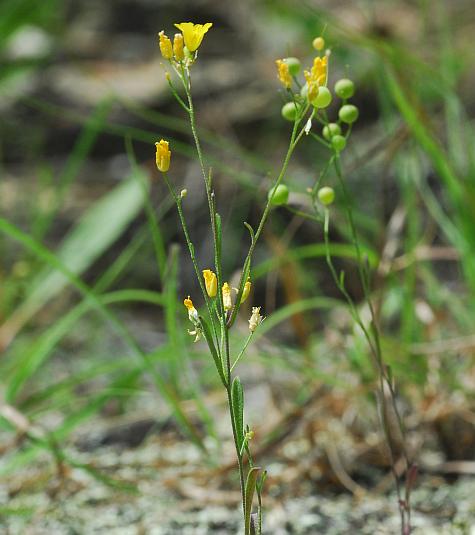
[320,154,411,533]
[229,108,314,328]
[177,66,248,524]
[181,68,228,361]
[231,332,254,372]
[161,172,218,342]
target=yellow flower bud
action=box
[241,278,251,303]
[222,282,232,311]
[173,33,184,61]
[174,22,213,53]
[202,269,217,297]
[245,430,254,441]
[158,31,173,60]
[155,139,171,173]
[275,59,292,89]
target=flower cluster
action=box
[158,22,212,67]
[183,271,258,343]
[275,35,332,114]
[270,35,361,208]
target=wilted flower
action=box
[184,296,202,342]
[184,296,198,323]
[249,307,263,332]
[222,282,232,311]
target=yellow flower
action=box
[173,33,184,60]
[184,295,198,322]
[222,282,232,311]
[158,31,173,60]
[305,55,327,88]
[203,269,217,297]
[155,139,171,172]
[276,59,291,89]
[174,22,213,52]
[241,278,251,303]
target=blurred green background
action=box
[1,0,475,532]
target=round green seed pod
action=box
[268,184,289,206]
[318,186,335,206]
[284,57,301,76]
[331,135,346,152]
[339,104,359,124]
[311,86,332,109]
[334,78,355,99]
[322,123,341,140]
[313,37,325,51]
[281,101,299,121]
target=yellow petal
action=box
[174,22,212,52]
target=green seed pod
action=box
[318,186,335,206]
[284,57,301,76]
[281,101,299,121]
[311,86,332,109]
[322,123,341,140]
[339,104,359,124]
[331,135,346,152]
[313,37,325,51]
[268,184,289,206]
[334,78,355,99]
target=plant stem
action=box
[229,108,314,328]
[320,154,412,533]
[161,173,216,333]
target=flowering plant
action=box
[153,21,413,535]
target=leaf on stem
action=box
[244,222,255,244]
[244,466,261,535]
[231,376,245,451]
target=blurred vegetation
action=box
[1,0,475,529]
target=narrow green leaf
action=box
[200,316,227,387]
[0,220,207,453]
[231,376,244,451]
[244,466,261,535]
[2,172,147,343]
[244,221,255,243]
